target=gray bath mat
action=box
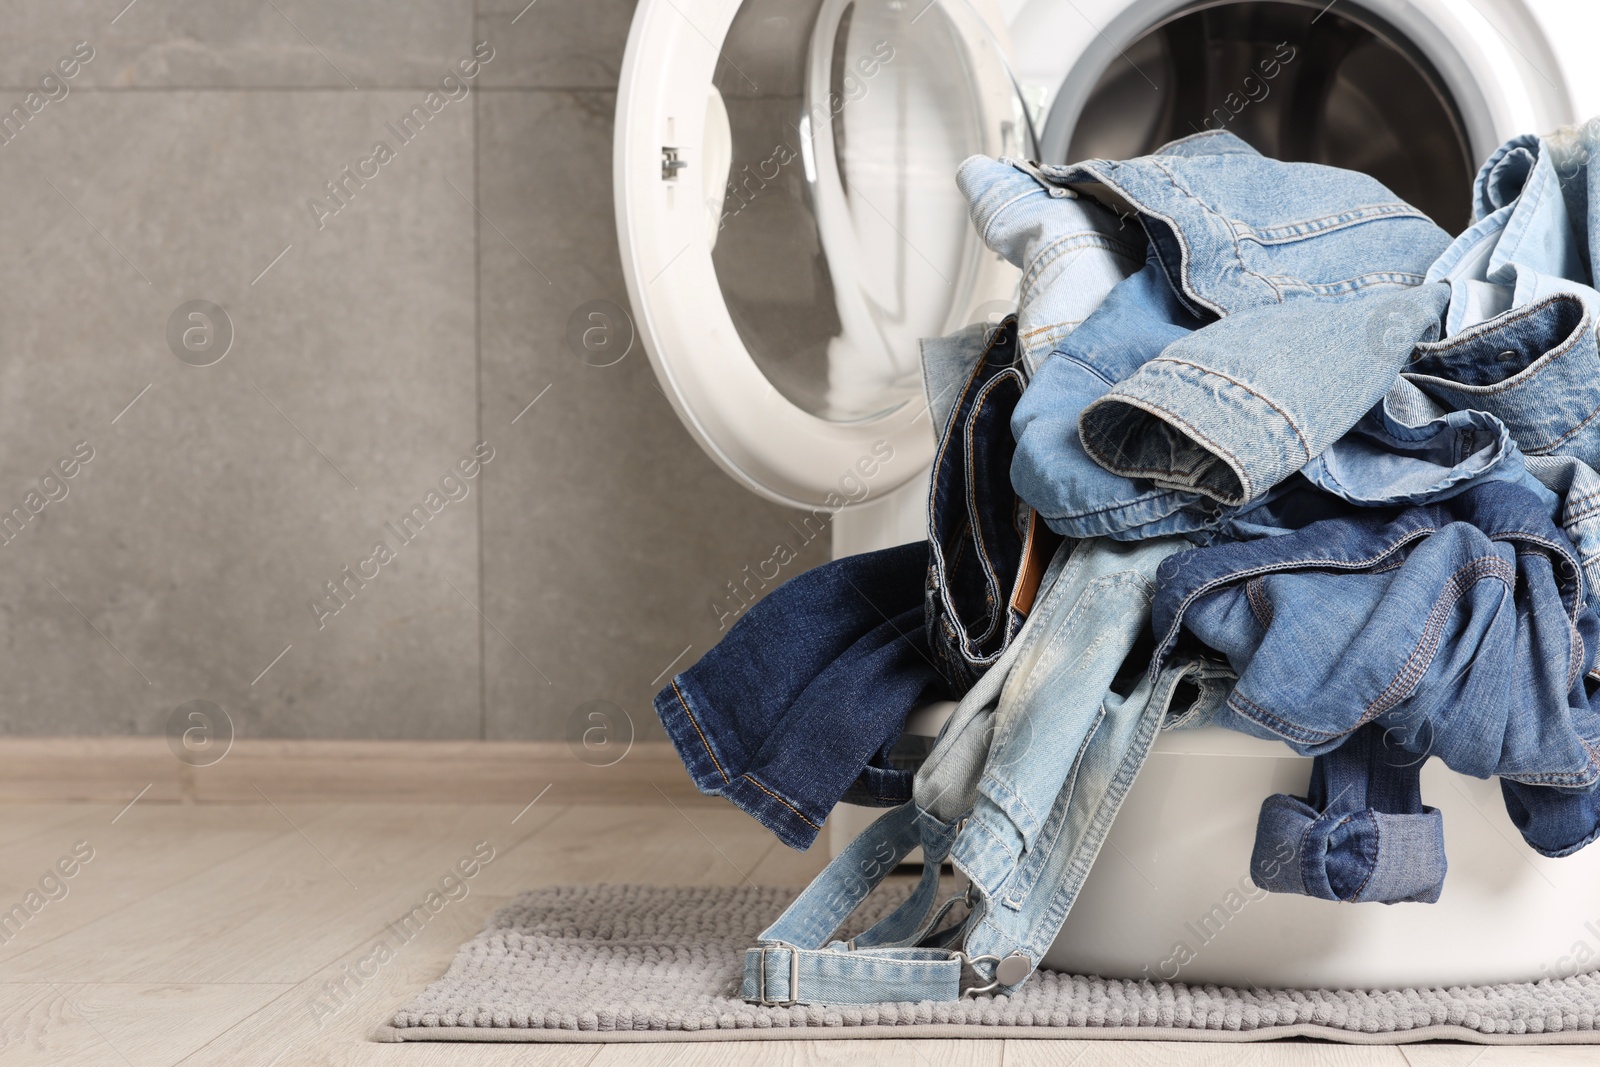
[373,883,1600,1045]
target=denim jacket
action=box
[1400,120,1600,602]
[954,155,1143,374]
[982,130,1452,540]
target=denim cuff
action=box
[655,677,828,851]
[1080,357,1300,506]
[1251,792,1447,904]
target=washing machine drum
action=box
[1060,0,1475,231]
[613,0,1481,509]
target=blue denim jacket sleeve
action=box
[1003,129,1453,535]
[1008,252,1218,539]
[1080,282,1452,506]
[1302,379,1542,506]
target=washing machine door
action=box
[614,0,1034,509]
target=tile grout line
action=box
[473,0,489,743]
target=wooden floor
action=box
[0,799,1579,1066]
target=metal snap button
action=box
[995,953,1033,986]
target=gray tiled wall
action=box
[0,0,830,741]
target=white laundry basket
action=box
[829,703,1600,990]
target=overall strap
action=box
[740,803,971,1005]
[744,541,1081,1006]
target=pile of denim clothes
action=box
[654,120,1600,1002]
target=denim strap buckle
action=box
[739,805,973,1005]
[956,952,1002,996]
[753,943,801,1006]
[955,951,1033,996]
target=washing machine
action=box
[614,0,1600,989]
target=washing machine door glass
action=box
[615,0,1032,508]
[1050,0,1477,231]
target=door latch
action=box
[661,147,687,181]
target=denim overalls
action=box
[739,538,1232,1003]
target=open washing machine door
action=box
[614,0,1033,511]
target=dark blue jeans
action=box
[655,541,951,851]
[1153,480,1600,863]
[924,316,1060,695]
[1252,723,1446,903]
[656,318,1054,850]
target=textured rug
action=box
[373,883,1600,1044]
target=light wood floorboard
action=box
[0,801,1574,1066]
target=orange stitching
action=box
[672,680,729,784]
[742,774,820,829]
